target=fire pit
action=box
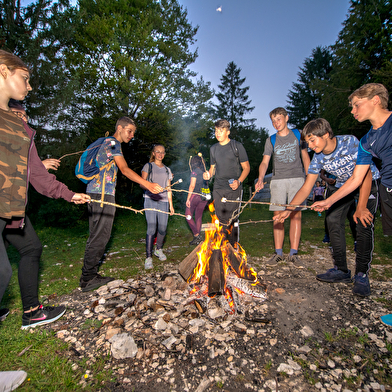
[178,204,267,315]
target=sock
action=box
[289,249,298,256]
[275,249,283,256]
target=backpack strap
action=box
[270,129,301,149]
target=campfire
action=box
[179,203,267,315]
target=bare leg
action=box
[289,210,302,251]
[273,211,285,249]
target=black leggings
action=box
[0,216,42,311]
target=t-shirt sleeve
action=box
[356,139,374,165]
[141,163,149,174]
[168,167,174,181]
[238,142,249,163]
[105,138,122,157]
[263,138,273,156]
[308,155,322,175]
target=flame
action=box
[187,202,261,312]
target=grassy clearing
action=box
[0,203,391,390]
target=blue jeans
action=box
[0,216,42,311]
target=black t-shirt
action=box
[210,140,248,190]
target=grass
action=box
[0,203,391,390]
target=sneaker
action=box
[154,248,167,261]
[316,266,352,283]
[145,257,153,270]
[266,253,284,265]
[352,272,371,297]
[0,308,10,322]
[21,304,66,329]
[288,254,300,263]
[79,274,115,292]
[0,370,27,391]
[322,234,330,243]
[189,234,203,245]
[380,313,392,327]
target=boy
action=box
[312,83,391,320]
[80,117,163,291]
[255,107,310,263]
[275,118,380,297]
[204,119,250,245]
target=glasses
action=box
[154,150,165,154]
[11,110,29,122]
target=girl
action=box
[185,155,210,245]
[0,50,89,329]
[141,145,174,269]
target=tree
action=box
[214,61,256,138]
[286,47,332,130]
[320,0,392,137]
[214,61,267,186]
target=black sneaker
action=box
[80,274,115,292]
[0,308,10,321]
[21,304,66,329]
[189,234,203,245]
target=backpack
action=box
[75,136,117,184]
[146,162,169,183]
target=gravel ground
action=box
[49,242,392,392]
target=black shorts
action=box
[379,184,392,236]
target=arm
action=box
[301,148,310,175]
[274,173,318,223]
[167,179,174,215]
[114,156,163,194]
[353,168,373,227]
[231,160,250,190]
[255,155,271,191]
[203,164,215,181]
[312,164,370,211]
[186,177,197,208]
[320,169,336,186]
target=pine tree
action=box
[214,61,256,140]
[286,47,332,130]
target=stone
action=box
[109,333,138,359]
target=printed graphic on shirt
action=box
[275,141,299,164]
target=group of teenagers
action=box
[1,50,392,339]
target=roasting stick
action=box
[221,197,311,210]
[89,199,187,218]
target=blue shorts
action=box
[269,177,306,211]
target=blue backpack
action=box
[75,136,117,184]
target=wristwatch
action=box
[238,180,241,186]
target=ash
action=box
[43,244,392,392]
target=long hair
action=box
[190,155,204,171]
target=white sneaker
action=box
[0,370,27,391]
[144,257,153,270]
[154,248,167,261]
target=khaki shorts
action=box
[269,177,306,211]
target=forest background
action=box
[1,0,391,226]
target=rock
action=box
[109,333,138,359]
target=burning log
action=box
[223,242,256,281]
[226,274,267,300]
[178,243,203,281]
[207,249,225,297]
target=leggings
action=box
[144,197,169,257]
[185,194,208,236]
[0,216,42,311]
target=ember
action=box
[178,203,267,314]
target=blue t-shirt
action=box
[308,135,380,188]
[356,112,392,188]
[86,138,122,196]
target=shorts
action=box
[379,184,392,235]
[269,177,306,211]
